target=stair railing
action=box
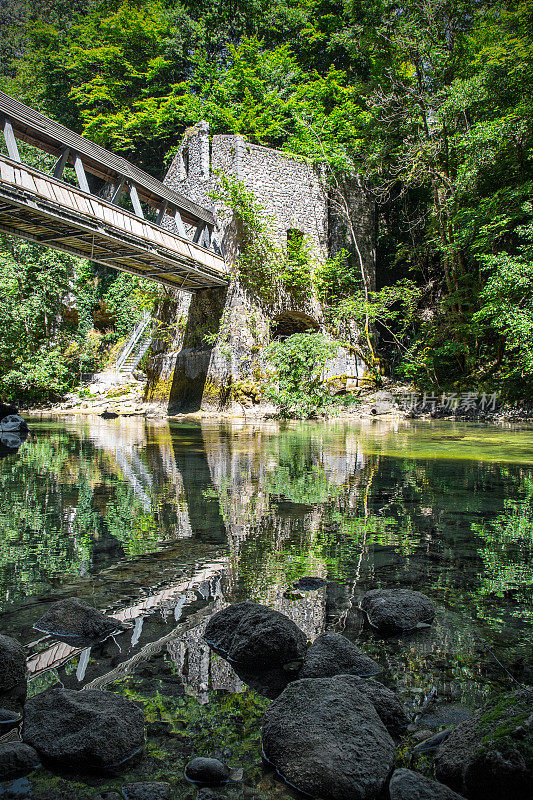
[114,311,152,372]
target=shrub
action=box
[265,332,340,418]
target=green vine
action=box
[211,175,314,304]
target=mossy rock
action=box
[434,688,533,800]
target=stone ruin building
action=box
[145,121,376,412]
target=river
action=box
[1,416,532,796]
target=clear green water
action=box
[1,416,532,795]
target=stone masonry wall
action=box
[163,123,328,261]
[146,123,375,411]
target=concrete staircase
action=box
[114,312,153,375]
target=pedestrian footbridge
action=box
[0,92,228,291]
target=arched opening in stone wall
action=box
[271,311,320,340]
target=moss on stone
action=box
[476,689,533,761]
[144,375,173,403]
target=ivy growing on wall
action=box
[211,175,314,304]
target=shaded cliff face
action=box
[145,283,269,412]
[145,122,374,412]
[145,282,363,412]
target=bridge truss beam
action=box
[0,156,227,290]
[0,91,228,291]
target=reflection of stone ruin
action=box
[25,418,371,697]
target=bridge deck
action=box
[0,154,227,290]
[0,91,228,290]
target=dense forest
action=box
[1,0,533,404]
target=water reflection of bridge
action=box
[26,419,369,696]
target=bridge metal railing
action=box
[0,91,228,291]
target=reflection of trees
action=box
[0,422,200,606]
[198,420,533,654]
[2,416,532,689]
[471,469,533,629]
[0,433,93,601]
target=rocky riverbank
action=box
[23,377,533,423]
[1,592,531,800]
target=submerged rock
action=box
[230,662,293,699]
[361,588,435,633]
[121,782,171,800]
[184,757,231,786]
[34,597,127,644]
[204,602,307,670]
[22,688,145,771]
[434,688,533,800]
[417,703,472,728]
[389,769,467,800]
[299,632,381,680]
[0,742,40,780]
[292,576,327,591]
[101,410,120,419]
[261,675,396,800]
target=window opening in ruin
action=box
[271,311,319,340]
[287,228,304,247]
[181,146,189,178]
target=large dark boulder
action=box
[0,633,27,710]
[342,676,409,737]
[261,675,396,800]
[0,634,27,694]
[34,597,127,645]
[299,632,380,680]
[434,688,533,800]
[361,589,435,633]
[0,742,40,780]
[22,688,145,771]
[204,602,307,669]
[389,769,467,800]
[292,576,327,591]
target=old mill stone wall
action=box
[145,122,376,412]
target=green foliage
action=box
[0,236,154,404]
[0,239,77,402]
[211,175,278,301]
[265,332,340,418]
[331,280,422,369]
[473,215,533,394]
[4,0,533,399]
[212,174,315,304]
[314,249,361,306]
[12,3,364,173]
